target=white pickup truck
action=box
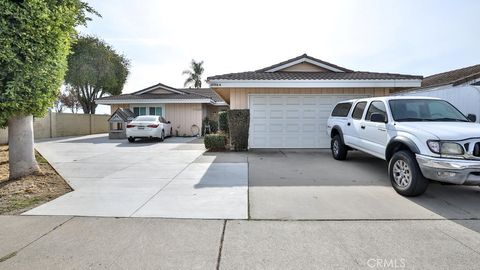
[327,96,480,196]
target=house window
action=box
[149,107,163,116]
[133,107,146,116]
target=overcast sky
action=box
[80,0,480,96]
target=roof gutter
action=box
[95,99,215,105]
[207,79,422,88]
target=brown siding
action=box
[223,88,392,109]
[165,103,203,136]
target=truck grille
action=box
[474,142,480,157]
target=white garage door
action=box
[249,94,368,148]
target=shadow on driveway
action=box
[247,149,480,232]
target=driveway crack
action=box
[216,220,227,270]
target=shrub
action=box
[204,134,226,151]
[202,117,218,135]
[218,111,229,134]
[227,109,249,151]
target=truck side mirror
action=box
[370,113,387,123]
[467,114,477,122]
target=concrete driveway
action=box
[249,149,480,220]
[25,134,248,219]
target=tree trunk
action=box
[8,115,40,179]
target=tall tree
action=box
[65,36,130,114]
[182,60,204,88]
[0,0,98,179]
[54,93,66,113]
[63,87,81,113]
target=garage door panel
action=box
[269,123,283,132]
[286,110,300,119]
[269,110,283,119]
[249,94,368,148]
[252,123,267,132]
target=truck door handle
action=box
[361,125,365,129]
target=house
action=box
[107,108,136,139]
[96,83,228,136]
[398,64,480,122]
[207,54,422,148]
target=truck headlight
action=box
[427,140,464,155]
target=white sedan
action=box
[126,115,172,143]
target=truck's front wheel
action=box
[331,135,348,160]
[389,150,429,196]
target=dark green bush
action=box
[204,134,226,151]
[218,111,229,133]
[227,109,249,151]
[202,117,218,135]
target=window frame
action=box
[351,101,367,120]
[365,100,388,122]
[331,102,353,117]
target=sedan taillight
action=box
[126,124,135,128]
[147,124,159,128]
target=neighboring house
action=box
[398,64,480,122]
[96,83,228,136]
[207,54,422,148]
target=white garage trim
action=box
[248,94,370,149]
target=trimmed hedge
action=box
[202,117,218,135]
[218,111,229,134]
[204,134,227,151]
[227,109,249,151]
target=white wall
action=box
[398,85,480,122]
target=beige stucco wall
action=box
[165,103,203,136]
[280,62,329,72]
[205,104,229,122]
[214,88,392,109]
[0,112,110,144]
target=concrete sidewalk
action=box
[1,216,480,269]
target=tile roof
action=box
[180,88,225,103]
[108,108,135,122]
[96,87,225,104]
[207,71,422,81]
[207,54,422,81]
[421,64,480,88]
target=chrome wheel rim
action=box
[332,140,339,156]
[393,160,411,188]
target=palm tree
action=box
[182,59,204,88]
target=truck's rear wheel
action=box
[389,150,428,196]
[331,135,348,160]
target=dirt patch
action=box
[0,145,72,215]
